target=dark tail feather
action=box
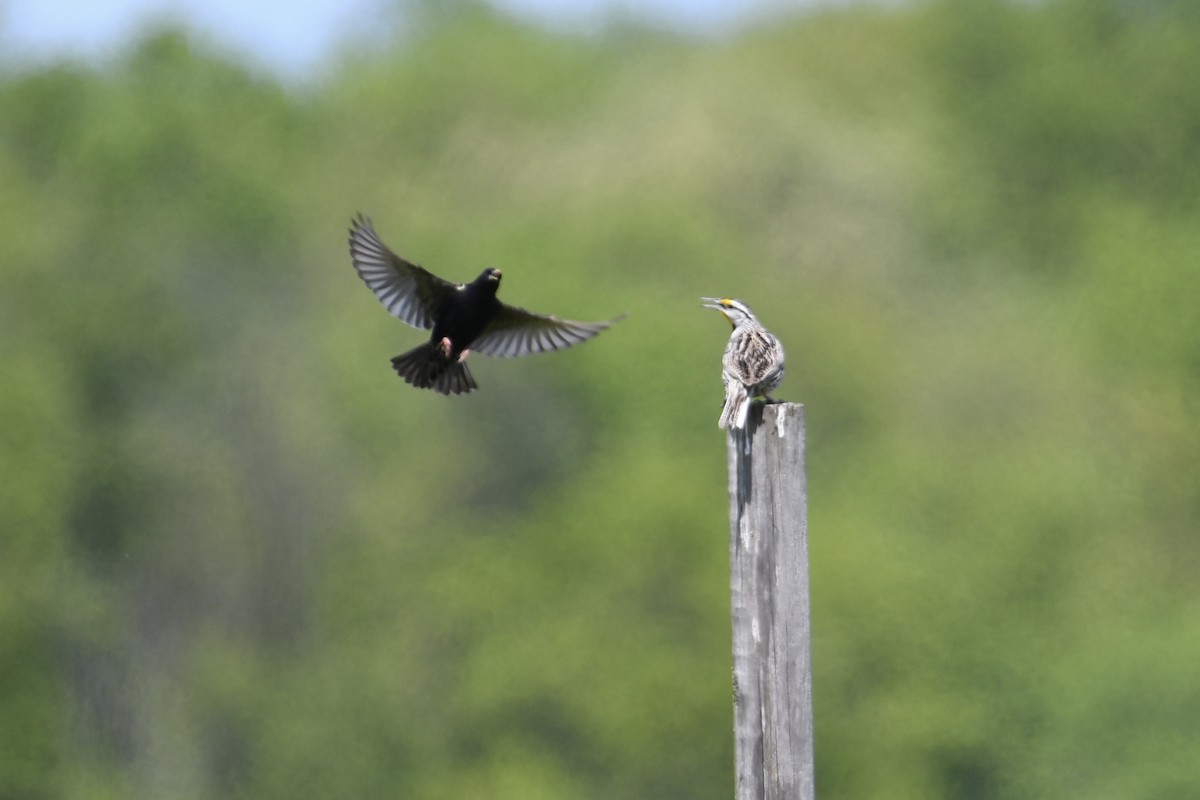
[391,345,478,395]
[433,361,477,395]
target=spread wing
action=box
[471,304,623,358]
[348,213,458,330]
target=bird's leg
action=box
[457,349,471,363]
[439,337,453,358]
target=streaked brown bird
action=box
[702,297,785,430]
[349,214,621,394]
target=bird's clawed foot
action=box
[439,337,453,358]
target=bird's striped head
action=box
[701,297,757,329]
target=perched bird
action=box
[349,213,621,394]
[701,297,785,430]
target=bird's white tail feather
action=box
[719,387,750,430]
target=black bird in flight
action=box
[349,214,622,395]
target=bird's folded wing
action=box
[349,214,457,330]
[472,304,621,358]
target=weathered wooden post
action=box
[727,402,813,800]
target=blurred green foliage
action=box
[2,1,1199,798]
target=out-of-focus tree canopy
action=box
[2,1,1198,798]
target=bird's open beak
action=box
[701,297,736,329]
[489,269,502,282]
